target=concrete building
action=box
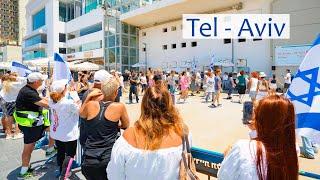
[0,0,27,62]
[121,0,320,79]
[0,0,19,46]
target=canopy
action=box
[132,62,146,68]
[0,62,12,69]
[24,57,54,68]
[70,62,101,71]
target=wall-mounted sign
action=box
[84,51,93,58]
[275,45,311,66]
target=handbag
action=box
[179,134,199,180]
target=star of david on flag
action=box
[210,53,215,70]
[287,34,320,144]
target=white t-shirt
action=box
[140,76,147,85]
[217,139,267,180]
[0,78,27,102]
[107,135,192,180]
[206,76,215,93]
[49,96,80,142]
[119,76,124,87]
[285,73,292,84]
[249,78,258,92]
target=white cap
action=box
[51,79,68,93]
[27,72,47,83]
[259,72,267,78]
[94,70,113,83]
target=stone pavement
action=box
[0,92,319,180]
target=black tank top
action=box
[82,101,120,166]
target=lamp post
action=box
[143,42,147,71]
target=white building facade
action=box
[121,0,320,77]
[23,0,105,65]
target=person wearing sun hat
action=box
[14,72,50,178]
[256,72,269,100]
[49,79,81,179]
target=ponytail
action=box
[50,92,64,103]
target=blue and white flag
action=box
[11,61,32,77]
[209,53,215,70]
[287,34,320,144]
[191,57,197,71]
[53,53,71,81]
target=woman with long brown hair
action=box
[218,95,298,180]
[107,84,190,179]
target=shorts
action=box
[18,125,47,144]
[4,102,15,117]
[249,91,257,98]
[237,85,246,95]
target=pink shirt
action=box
[180,76,189,90]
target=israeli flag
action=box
[287,34,320,144]
[209,53,215,70]
[11,61,32,77]
[53,53,71,82]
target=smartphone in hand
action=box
[243,101,253,125]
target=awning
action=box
[132,62,146,68]
[120,0,243,28]
[70,62,102,71]
[0,62,12,69]
[24,57,54,68]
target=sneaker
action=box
[13,133,24,140]
[217,104,222,107]
[34,137,49,150]
[17,172,33,179]
[45,148,57,157]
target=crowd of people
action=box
[0,67,316,180]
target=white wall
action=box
[271,0,320,82]
[139,0,272,74]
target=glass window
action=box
[129,36,136,47]
[223,39,231,44]
[108,17,116,34]
[109,48,115,63]
[163,45,167,50]
[122,55,129,65]
[142,32,146,36]
[59,2,67,22]
[130,26,137,35]
[130,48,136,57]
[59,48,66,54]
[116,34,120,46]
[25,34,47,47]
[238,39,246,43]
[108,35,115,47]
[191,41,197,47]
[80,23,102,36]
[172,44,176,49]
[82,41,102,51]
[130,55,138,65]
[122,34,129,46]
[171,26,176,31]
[122,47,128,56]
[181,42,186,48]
[122,23,129,34]
[85,0,98,13]
[32,8,45,30]
[59,33,66,42]
[116,47,120,63]
[163,28,167,33]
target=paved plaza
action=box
[0,93,319,179]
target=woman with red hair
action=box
[218,95,298,180]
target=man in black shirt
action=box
[129,72,139,103]
[15,72,49,178]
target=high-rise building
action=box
[0,0,19,46]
